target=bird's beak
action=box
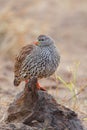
[33,41,39,45]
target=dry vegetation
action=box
[0,0,87,129]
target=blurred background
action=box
[0,0,87,128]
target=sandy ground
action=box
[0,0,87,129]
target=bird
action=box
[14,35,60,90]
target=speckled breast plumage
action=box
[23,45,59,77]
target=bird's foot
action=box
[40,86,46,91]
[36,82,46,91]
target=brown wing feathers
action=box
[14,44,34,86]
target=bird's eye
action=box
[39,38,44,41]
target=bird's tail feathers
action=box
[14,77,21,86]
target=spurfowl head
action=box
[34,35,54,47]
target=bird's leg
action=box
[36,82,46,91]
[25,79,46,91]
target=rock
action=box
[1,78,84,130]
